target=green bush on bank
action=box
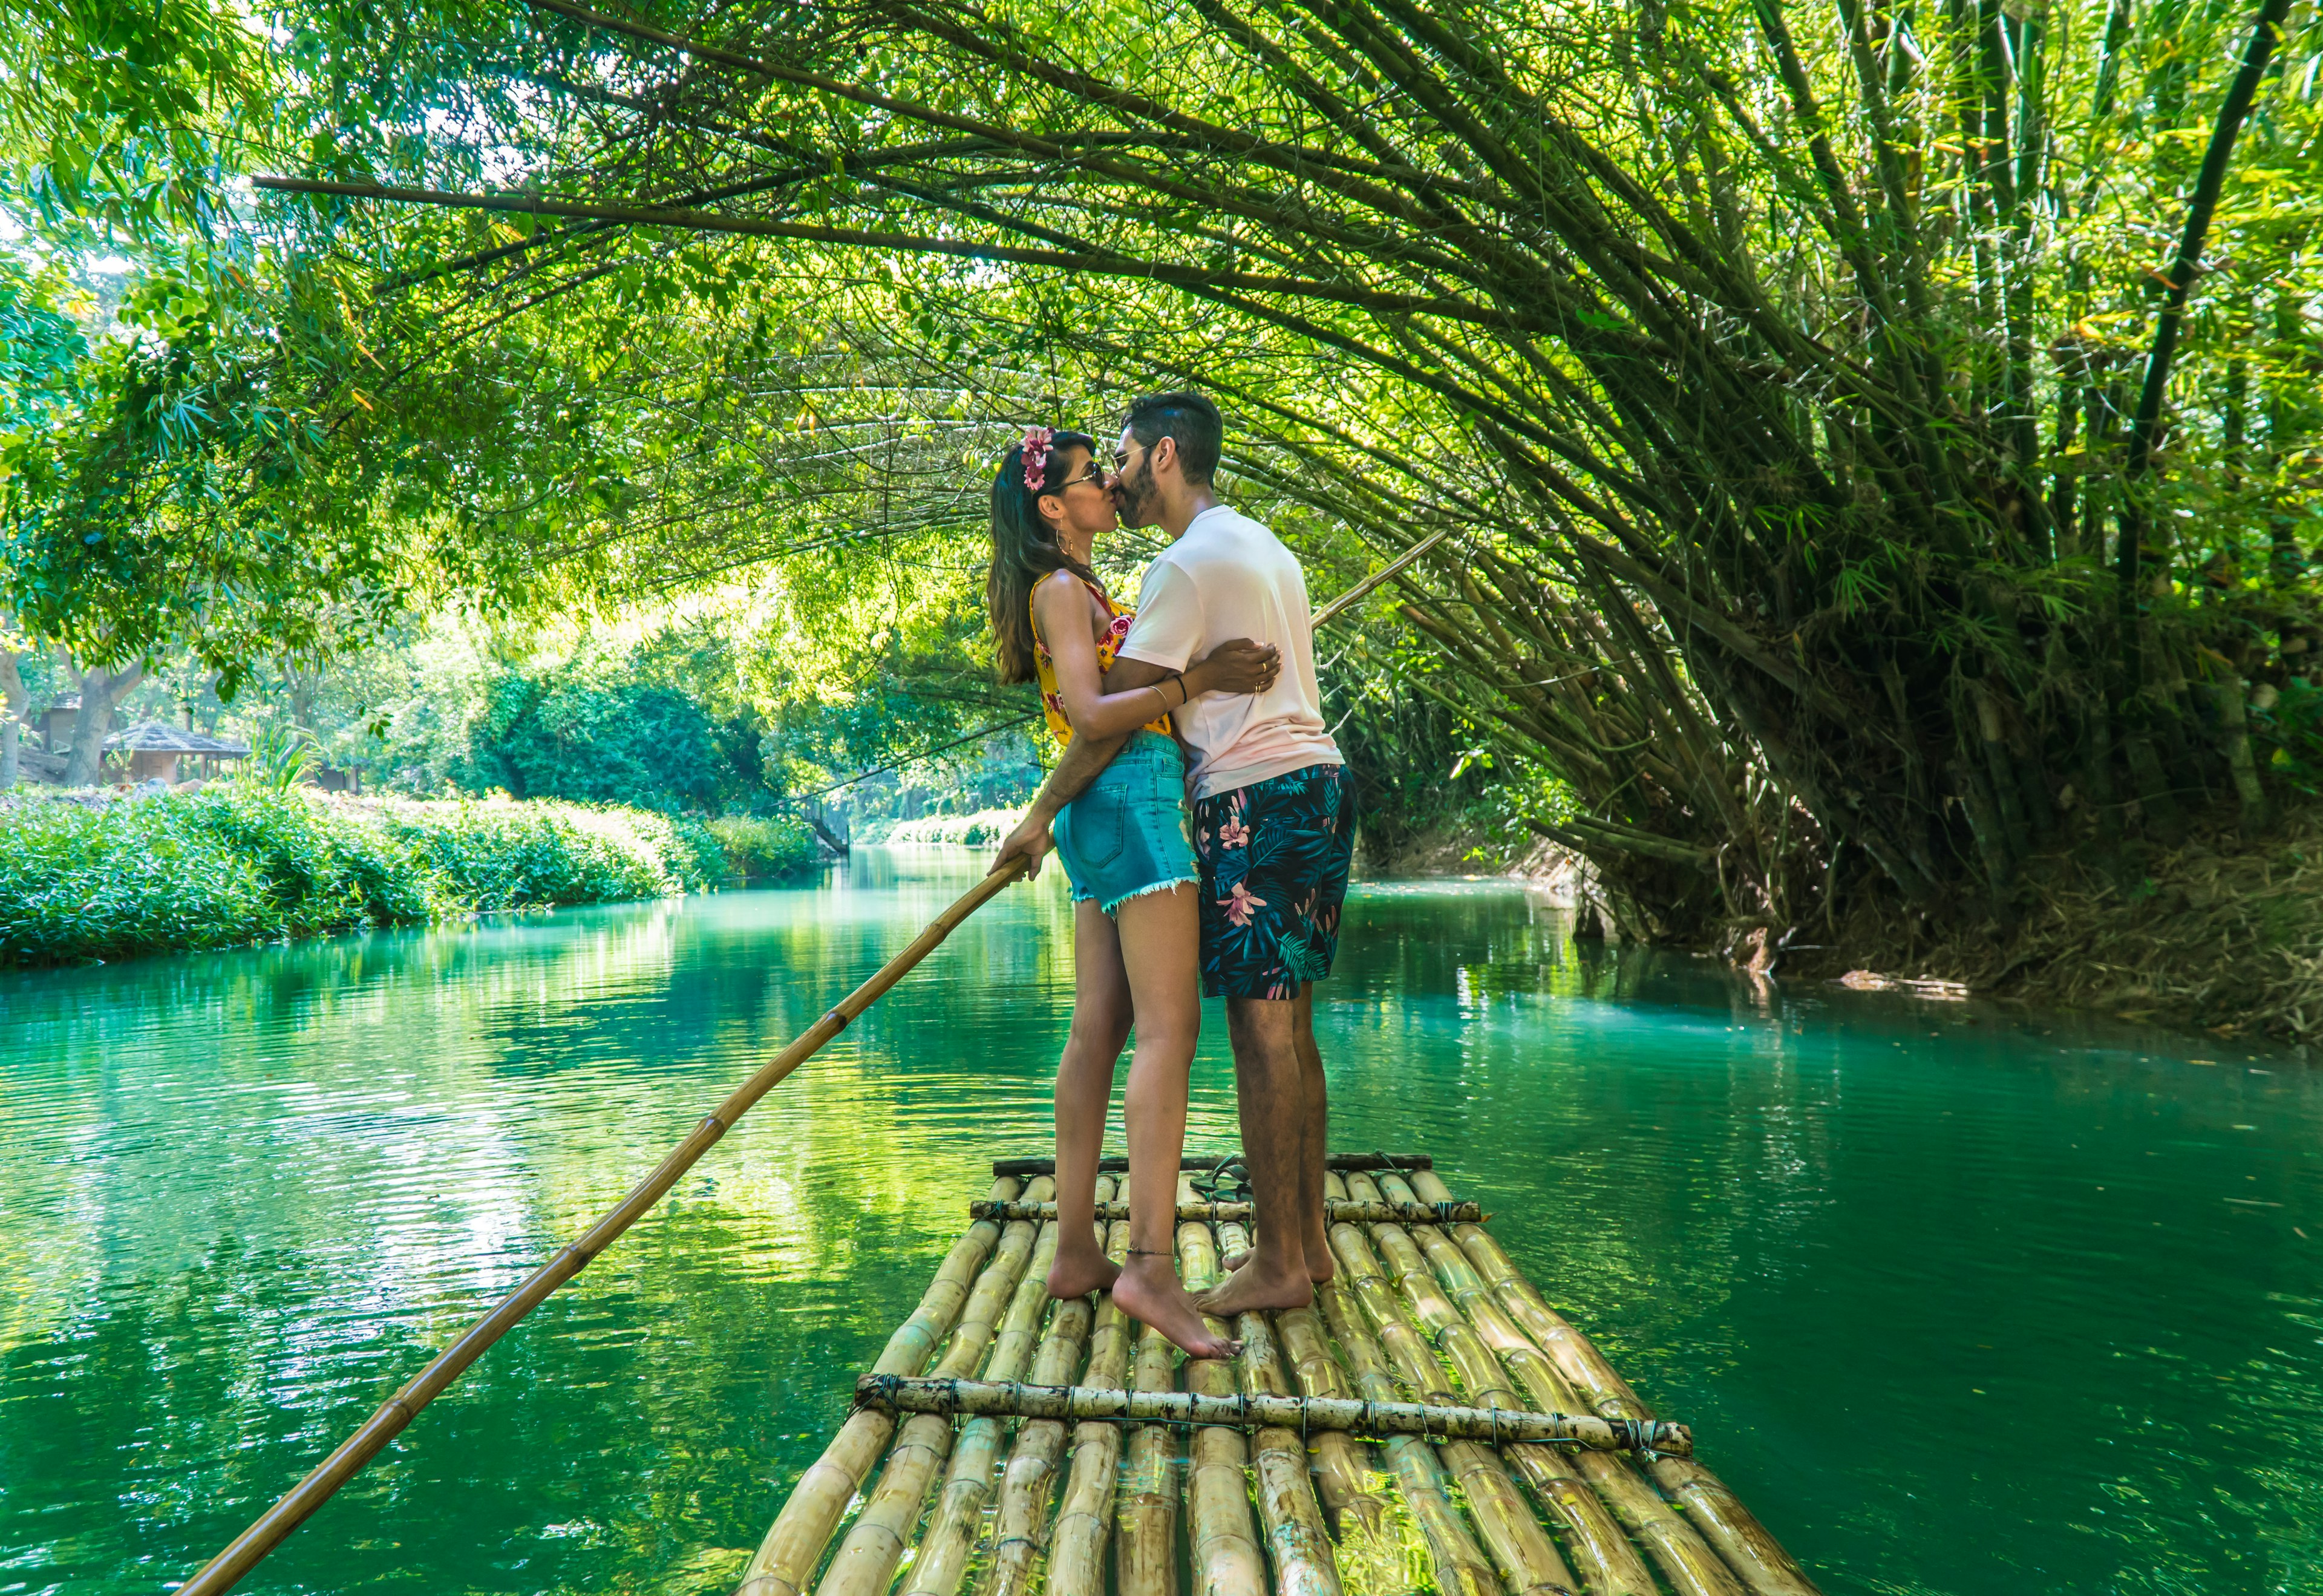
[0,788,816,967]
[704,814,821,878]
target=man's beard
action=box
[1116,454,1158,525]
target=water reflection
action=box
[0,851,2317,1595]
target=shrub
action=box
[0,789,742,967]
[704,814,820,879]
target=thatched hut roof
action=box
[105,721,250,756]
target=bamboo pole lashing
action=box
[979,1212,1104,1596]
[1327,1177,1580,1596]
[811,1179,1055,1596]
[177,860,1035,1596]
[1403,1171,1820,1596]
[903,1180,1090,1596]
[1047,1212,1135,1596]
[1211,1215,1342,1596]
[1370,1175,1717,1596]
[735,1176,1027,1596]
[971,1199,1483,1224]
[1177,1181,1270,1596]
[1312,1272,1503,1596]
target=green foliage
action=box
[242,718,316,791]
[0,788,747,966]
[2258,681,2323,796]
[447,655,725,810]
[703,813,819,878]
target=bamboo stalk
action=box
[1269,1301,1394,1541]
[735,1176,1027,1596]
[811,1177,1056,1596]
[1178,1183,1269,1596]
[852,1377,1682,1451]
[1114,1278,1180,1596]
[1312,1271,1503,1596]
[1210,1216,1341,1596]
[177,860,1034,1596]
[1047,1210,1135,1596]
[972,1200,1483,1224]
[979,1211,1103,1596]
[1376,1174,1729,1596]
[1327,1178,1579,1596]
[1405,1172,1820,1596]
[904,1179,1094,1596]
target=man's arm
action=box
[988,656,1178,879]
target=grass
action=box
[0,788,821,967]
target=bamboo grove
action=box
[22,0,2323,942]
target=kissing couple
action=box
[984,391,1357,1358]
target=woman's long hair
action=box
[987,428,1099,684]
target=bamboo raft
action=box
[730,1154,1820,1596]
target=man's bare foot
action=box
[1048,1244,1120,1299]
[1222,1247,1336,1285]
[1196,1258,1313,1316]
[1113,1260,1239,1359]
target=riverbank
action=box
[0,788,818,966]
[1797,805,2323,1048]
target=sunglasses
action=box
[1059,457,1109,489]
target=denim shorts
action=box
[1053,730,1199,917]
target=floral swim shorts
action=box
[1191,762,1356,1000]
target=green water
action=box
[2,849,2317,1596]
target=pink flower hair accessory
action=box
[1021,425,1054,491]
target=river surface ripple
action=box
[1,847,2317,1595]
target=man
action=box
[992,391,1353,1315]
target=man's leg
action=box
[1290,984,1333,1283]
[1195,993,1314,1314]
[1048,899,1131,1298]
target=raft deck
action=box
[726,1153,1819,1596]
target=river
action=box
[1,848,2316,1595]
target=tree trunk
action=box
[0,642,23,792]
[65,663,145,788]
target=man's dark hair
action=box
[1124,390,1223,486]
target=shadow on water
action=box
[1,847,2319,1594]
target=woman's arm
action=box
[1033,576,1198,740]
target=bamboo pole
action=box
[1115,1242,1181,1596]
[1046,1209,1135,1596]
[1327,1177,1579,1596]
[1374,1174,1732,1596]
[979,1212,1104,1596]
[175,860,1033,1596]
[972,1200,1483,1225]
[1269,1301,1394,1541]
[734,1175,1028,1596]
[1209,1215,1343,1596]
[1312,1272,1503,1596]
[1404,1171,1821,1596]
[990,1153,1433,1178]
[811,1177,1055,1596]
[904,1179,1089,1596]
[1178,1181,1269,1596]
[852,1377,1682,1451]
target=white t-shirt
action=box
[1116,503,1344,800]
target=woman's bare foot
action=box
[1112,1257,1239,1359]
[1048,1241,1121,1299]
[1195,1256,1313,1316]
[1221,1246,1336,1285]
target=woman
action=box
[987,425,1277,1359]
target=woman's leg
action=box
[1048,897,1132,1298]
[1107,881,1236,1359]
